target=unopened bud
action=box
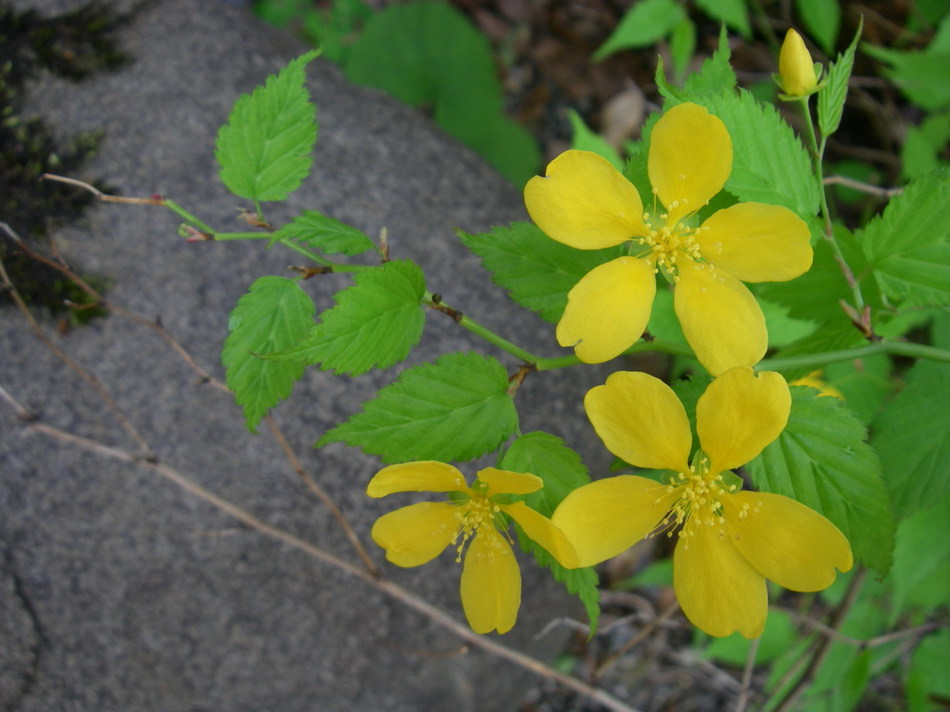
[779,29,819,98]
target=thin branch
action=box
[596,600,681,677]
[0,240,154,457]
[735,636,761,712]
[823,175,903,198]
[5,226,380,572]
[8,409,642,712]
[265,415,380,576]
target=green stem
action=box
[758,340,950,372]
[163,199,216,235]
[798,98,866,311]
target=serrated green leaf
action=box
[276,260,425,376]
[746,386,896,575]
[499,432,600,635]
[222,276,316,432]
[703,610,797,666]
[594,0,685,60]
[759,231,856,324]
[318,352,518,463]
[216,50,319,202]
[819,19,861,138]
[796,0,841,54]
[695,0,750,38]
[859,168,950,306]
[458,222,624,324]
[907,628,950,712]
[500,432,591,515]
[682,26,737,98]
[701,90,820,216]
[871,360,950,518]
[823,353,893,425]
[272,210,375,256]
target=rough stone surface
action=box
[0,1,615,710]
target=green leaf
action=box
[758,229,857,325]
[695,0,750,38]
[682,26,737,98]
[863,37,950,111]
[796,0,841,54]
[272,210,375,256]
[901,110,950,181]
[889,497,950,619]
[859,168,950,306]
[906,628,950,712]
[318,352,518,463]
[436,100,540,186]
[818,19,861,138]
[498,432,600,634]
[701,89,820,217]
[703,610,797,666]
[746,386,896,575]
[871,359,950,518]
[823,353,893,425]
[669,16,696,83]
[276,260,425,376]
[343,1,538,185]
[594,0,686,60]
[568,110,623,169]
[222,276,316,432]
[499,431,591,515]
[216,50,319,202]
[457,222,624,324]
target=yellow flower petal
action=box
[648,103,732,225]
[697,367,791,472]
[556,256,656,363]
[502,500,580,569]
[476,467,543,496]
[725,491,853,591]
[552,476,678,567]
[673,524,768,638]
[779,29,818,97]
[698,203,813,283]
[585,371,693,471]
[524,150,647,249]
[460,527,521,634]
[674,259,767,376]
[370,502,459,567]
[367,461,467,498]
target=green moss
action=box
[0,2,128,324]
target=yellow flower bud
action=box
[779,29,819,97]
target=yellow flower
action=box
[792,370,844,399]
[551,367,852,638]
[367,461,579,634]
[778,29,819,98]
[524,102,813,375]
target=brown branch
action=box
[8,409,642,712]
[596,600,681,677]
[40,173,165,205]
[823,175,903,198]
[0,238,154,457]
[735,636,761,712]
[265,415,380,576]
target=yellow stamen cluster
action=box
[636,208,703,281]
[453,495,499,561]
[664,457,741,546]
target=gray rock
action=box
[1,1,615,710]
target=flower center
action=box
[636,204,703,282]
[663,456,739,545]
[452,494,500,562]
